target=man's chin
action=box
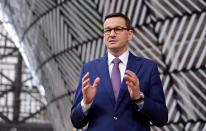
[108,46,121,52]
[108,45,118,50]
[109,42,117,45]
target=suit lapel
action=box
[97,55,116,105]
[114,52,142,113]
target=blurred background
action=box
[0,0,205,131]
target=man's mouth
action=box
[109,38,118,43]
[109,40,117,42]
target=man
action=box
[71,13,168,131]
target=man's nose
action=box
[109,30,116,36]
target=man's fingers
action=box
[126,81,135,89]
[82,72,91,88]
[82,84,90,91]
[124,70,139,85]
[82,72,89,82]
[125,70,136,78]
[93,77,100,87]
[124,74,136,83]
[82,78,90,87]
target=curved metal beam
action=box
[20,0,70,42]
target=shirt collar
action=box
[108,50,129,65]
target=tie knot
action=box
[113,58,121,64]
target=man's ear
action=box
[128,30,134,40]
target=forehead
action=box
[104,17,126,28]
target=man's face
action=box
[103,17,133,54]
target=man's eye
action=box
[115,28,122,31]
[104,29,111,32]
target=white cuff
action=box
[81,99,92,115]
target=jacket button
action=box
[113,116,118,120]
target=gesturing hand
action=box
[124,70,140,100]
[82,72,100,104]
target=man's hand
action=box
[124,70,140,100]
[82,72,100,104]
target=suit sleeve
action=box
[135,63,168,127]
[70,64,90,129]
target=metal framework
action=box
[0,0,205,131]
[0,21,51,130]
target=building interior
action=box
[0,0,205,131]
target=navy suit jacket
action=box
[71,52,168,131]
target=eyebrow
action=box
[104,26,125,29]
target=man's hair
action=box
[104,13,132,30]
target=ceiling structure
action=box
[0,0,205,131]
[0,23,52,131]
